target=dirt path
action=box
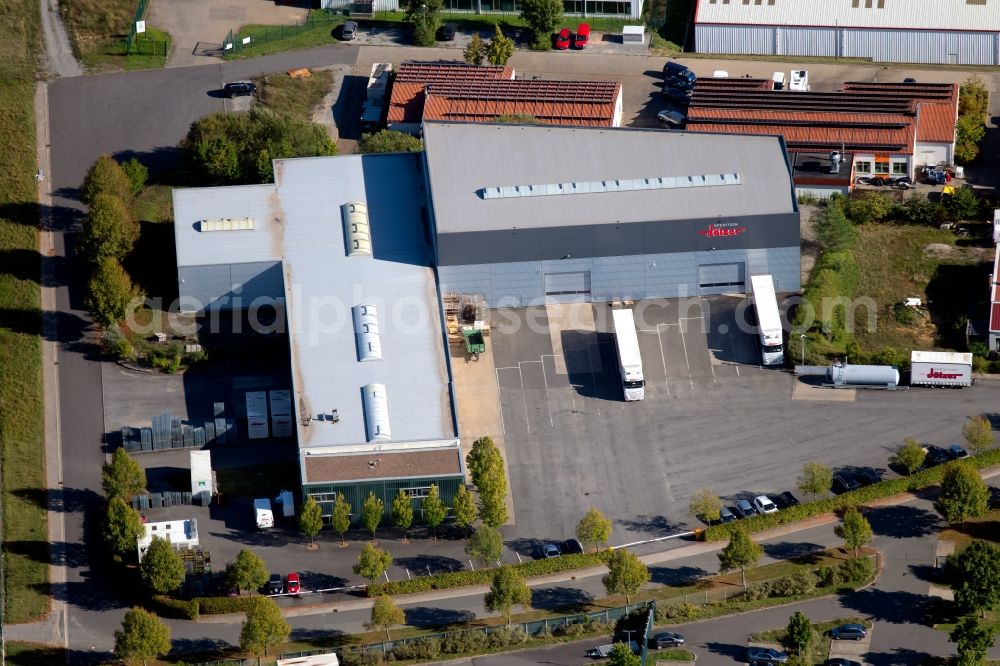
[38,0,82,77]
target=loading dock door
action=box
[698,262,745,294]
[544,271,591,303]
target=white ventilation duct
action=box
[199,217,255,232]
[362,384,391,442]
[341,202,372,256]
[352,304,382,362]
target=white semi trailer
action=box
[612,309,645,401]
[750,275,784,366]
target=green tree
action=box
[403,0,443,46]
[951,616,996,666]
[786,611,813,656]
[114,607,171,666]
[239,597,291,662]
[936,462,990,524]
[484,565,531,625]
[602,549,650,605]
[367,594,405,641]
[834,506,873,558]
[391,489,414,541]
[82,153,134,206]
[717,526,763,591]
[421,484,447,537]
[962,415,995,453]
[104,497,144,558]
[331,492,352,545]
[955,114,986,165]
[121,157,149,196]
[140,537,186,595]
[518,0,563,49]
[845,191,894,225]
[890,437,926,475]
[361,491,384,541]
[576,507,613,551]
[946,186,983,221]
[955,139,981,165]
[959,75,990,119]
[228,548,269,594]
[102,448,147,500]
[464,31,485,65]
[465,524,503,567]
[486,24,514,66]
[688,489,723,524]
[356,130,423,154]
[797,462,833,500]
[182,106,337,185]
[78,192,140,263]
[451,484,478,532]
[953,541,1000,617]
[467,437,508,528]
[85,257,144,326]
[813,197,857,251]
[298,495,324,546]
[354,542,393,585]
[607,642,641,666]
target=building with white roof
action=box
[694,0,1000,65]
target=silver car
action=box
[341,21,358,40]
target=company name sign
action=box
[698,221,747,237]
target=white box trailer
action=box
[910,351,973,387]
[189,450,214,506]
[750,275,784,366]
[254,498,275,529]
[268,389,293,438]
[611,309,645,401]
[277,654,339,666]
[246,391,269,439]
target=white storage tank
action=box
[910,351,973,387]
[828,363,899,387]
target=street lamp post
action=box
[799,334,806,366]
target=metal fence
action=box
[125,0,151,51]
[223,11,344,56]
[128,36,169,57]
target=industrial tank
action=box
[828,363,899,387]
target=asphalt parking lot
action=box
[491,297,1000,544]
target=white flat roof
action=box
[910,350,973,365]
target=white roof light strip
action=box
[480,173,741,199]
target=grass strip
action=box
[0,0,49,624]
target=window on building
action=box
[855,161,872,173]
[309,492,339,503]
[892,162,908,175]
[404,487,433,499]
[874,161,890,174]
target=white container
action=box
[246,391,269,440]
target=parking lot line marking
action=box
[493,368,507,434]
[587,343,602,416]
[676,321,695,391]
[726,331,742,377]
[519,360,553,428]
[518,364,531,434]
[640,324,672,397]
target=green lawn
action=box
[752,616,872,661]
[6,642,68,666]
[650,648,697,662]
[79,26,172,72]
[228,12,346,59]
[255,69,335,121]
[0,0,49,625]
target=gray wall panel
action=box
[779,26,835,57]
[178,262,283,313]
[592,256,644,302]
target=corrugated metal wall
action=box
[696,24,999,65]
[305,477,463,523]
[438,247,801,306]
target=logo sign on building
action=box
[698,221,747,238]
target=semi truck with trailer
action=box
[910,351,973,387]
[254,498,274,529]
[750,275,784,366]
[611,309,645,401]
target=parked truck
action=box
[254,498,274,529]
[750,275,784,366]
[611,309,645,401]
[910,351,973,387]
[275,490,295,519]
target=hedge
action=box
[704,448,1000,541]
[151,595,199,620]
[196,595,265,615]
[368,552,612,596]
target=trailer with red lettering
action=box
[910,351,972,387]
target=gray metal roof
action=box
[422,123,796,234]
[172,154,456,450]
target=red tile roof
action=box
[841,82,958,144]
[916,102,959,143]
[389,62,514,125]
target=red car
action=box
[554,28,571,49]
[573,23,590,48]
[286,572,300,594]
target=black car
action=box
[831,472,860,494]
[223,81,256,98]
[855,467,881,486]
[773,491,800,509]
[925,445,954,466]
[651,631,685,648]
[830,623,867,641]
[267,573,283,595]
[661,85,691,105]
[734,499,757,518]
[949,444,969,459]
[663,61,696,89]
[438,23,456,40]
[718,506,737,523]
[560,538,584,554]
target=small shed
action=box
[622,25,645,43]
[137,518,199,557]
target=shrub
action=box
[770,571,817,597]
[741,582,772,601]
[122,158,149,196]
[441,630,488,654]
[196,595,261,615]
[486,626,526,648]
[150,595,199,620]
[838,557,874,583]
[892,304,917,325]
[389,637,440,660]
[341,650,383,666]
[816,566,840,587]
[656,603,700,621]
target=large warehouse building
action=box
[694,0,1000,65]
[426,123,801,304]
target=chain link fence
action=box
[223,11,344,57]
[125,0,151,51]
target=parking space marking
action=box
[638,324,671,397]
[683,313,716,384]
[495,366,531,434]
[676,321,695,391]
[520,360,554,428]
[542,354,577,419]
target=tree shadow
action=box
[614,515,684,538]
[12,486,101,514]
[866,647,944,666]
[403,606,475,629]
[649,565,709,586]
[531,586,594,612]
[907,563,943,583]
[762,541,825,562]
[943,517,1000,545]
[122,220,178,302]
[7,646,111,666]
[297,570,349,592]
[866,504,941,538]
[505,537,542,558]
[331,74,365,141]
[839,588,929,624]
[165,637,235,660]
[703,641,750,661]
[285,627,350,648]
[394,555,464,575]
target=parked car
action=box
[734,499,757,518]
[774,491,800,509]
[554,28,571,49]
[718,506,737,523]
[831,624,867,641]
[268,573,283,595]
[948,444,969,459]
[539,543,561,558]
[753,495,778,514]
[223,81,256,98]
[661,85,691,105]
[826,660,862,666]
[573,23,590,48]
[855,467,881,486]
[560,538,584,554]
[286,572,300,594]
[831,472,860,494]
[748,646,789,664]
[925,445,954,466]
[437,22,456,40]
[651,631,685,648]
[341,20,358,40]
[663,75,694,92]
[657,109,686,128]
[663,61,696,90]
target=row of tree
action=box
[955,76,989,164]
[401,0,563,50]
[463,25,515,66]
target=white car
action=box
[753,495,778,514]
